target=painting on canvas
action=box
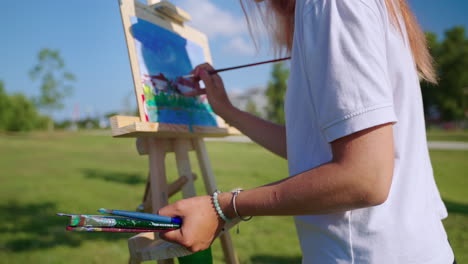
[130,16,217,127]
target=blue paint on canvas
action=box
[130,16,217,127]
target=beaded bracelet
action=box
[231,189,253,221]
[212,190,231,223]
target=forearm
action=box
[220,160,387,218]
[218,123,393,218]
[218,106,287,158]
[158,124,393,252]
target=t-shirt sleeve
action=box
[302,0,397,142]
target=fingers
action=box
[193,63,215,73]
[192,77,201,91]
[159,229,200,251]
[191,63,210,80]
[159,229,183,244]
[157,204,179,218]
[157,196,220,253]
[192,63,220,84]
[183,89,206,97]
[199,68,216,90]
[159,229,207,253]
[190,63,231,114]
[189,63,218,96]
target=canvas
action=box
[130,16,218,128]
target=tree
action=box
[421,32,440,120]
[0,81,50,132]
[29,49,75,128]
[7,94,36,131]
[421,27,468,122]
[436,26,468,121]
[265,62,289,124]
[245,98,261,117]
[0,81,12,130]
[5,93,47,132]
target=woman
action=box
[159,0,455,263]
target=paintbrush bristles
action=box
[98,208,112,214]
[182,74,195,79]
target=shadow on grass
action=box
[1,201,129,252]
[444,199,468,215]
[251,255,302,264]
[81,168,146,185]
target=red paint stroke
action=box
[141,94,149,121]
[143,73,204,97]
[144,73,169,81]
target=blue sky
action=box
[1,0,467,121]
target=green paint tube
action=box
[69,215,180,229]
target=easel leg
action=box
[141,172,152,213]
[193,138,240,264]
[174,139,197,198]
[147,137,173,264]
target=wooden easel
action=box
[113,0,240,263]
[111,116,239,264]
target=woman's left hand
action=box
[158,195,225,253]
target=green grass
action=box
[0,132,466,263]
[430,150,468,263]
[427,129,468,142]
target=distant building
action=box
[229,86,267,117]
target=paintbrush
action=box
[98,208,182,224]
[181,57,291,79]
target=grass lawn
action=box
[426,129,468,142]
[0,132,466,263]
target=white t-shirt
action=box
[285,0,454,263]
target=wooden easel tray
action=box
[110,115,238,138]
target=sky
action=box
[1,0,467,121]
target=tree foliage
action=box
[422,26,468,121]
[0,81,50,132]
[245,98,261,117]
[7,94,41,131]
[1,49,75,132]
[265,62,289,124]
[0,81,12,130]
[29,48,75,112]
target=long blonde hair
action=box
[240,0,437,83]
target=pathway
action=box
[207,136,468,150]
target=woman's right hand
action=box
[191,64,287,158]
[192,63,233,116]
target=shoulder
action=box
[299,0,389,39]
[302,0,387,19]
